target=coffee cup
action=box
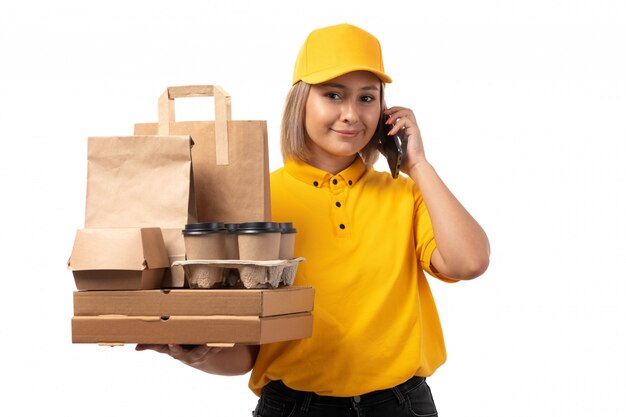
[224,223,240,260]
[182,222,227,288]
[182,222,227,260]
[237,222,281,260]
[278,222,297,260]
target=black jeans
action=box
[252,376,438,417]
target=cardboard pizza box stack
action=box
[71,287,314,346]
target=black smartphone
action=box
[378,113,406,179]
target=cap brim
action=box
[298,66,392,85]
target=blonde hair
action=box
[280,80,384,168]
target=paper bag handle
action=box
[158,85,232,165]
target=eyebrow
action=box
[319,82,380,92]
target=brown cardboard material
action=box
[224,224,239,259]
[183,232,227,260]
[72,313,312,345]
[73,286,315,317]
[279,233,296,260]
[173,258,305,289]
[161,228,186,288]
[68,228,169,290]
[237,232,281,261]
[185,266,226,289]
[84,135,196,288]
[134,85,271,223]
[182,227,227,288]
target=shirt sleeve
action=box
[414,187,457,283]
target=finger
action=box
[167,344,185,358]
[185,345,223,364]
[135,344,170,354]
[383,110,403,125]
[386,114,415,132]
[196,346,224,360]
[384,106,415,119]
[388,117,412,135]
[167,344,199,364]
[383,106,408,115]
[167,344,223,365]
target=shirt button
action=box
[339,224,346,230]
[348,180,353,185]
[335,202,341,207]
[332,179,338,185]
[313,181,319,187]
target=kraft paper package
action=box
[84,135,197,288]
[134,85,271,223]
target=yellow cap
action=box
[292,23,392,85]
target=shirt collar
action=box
[284,158,367,188]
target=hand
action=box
[136,344,223,367]
[383,106,427,174]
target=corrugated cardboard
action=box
[68,228,169,290]
[73,286,314,317]
[72,313,313,345]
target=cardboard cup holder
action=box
[183,266,225,289]
[172,258,305,289]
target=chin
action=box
[334,143,365,155]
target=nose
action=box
[341,100,358,124]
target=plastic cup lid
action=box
[182,222,226,235]
[278,222,297,233]
[225,223,239,233]
[237,222,281,234]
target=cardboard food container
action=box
[73,286,315,317]
[71,287,315,345]
[160,228,188,288]
[68,228,169,290]
[72,313,312,345]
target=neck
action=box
[307,154,357,175]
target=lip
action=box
[331,129,361,138]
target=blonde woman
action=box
[138,23,490,417]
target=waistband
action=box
[263,376,426,407]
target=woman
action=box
[138,23,490,417]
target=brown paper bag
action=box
[134,85,271,223]
[84,135,196,287]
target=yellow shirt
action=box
[249,158,453,397]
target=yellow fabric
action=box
[292,23,392,85]
[249,158,454,397]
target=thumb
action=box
[168,344,183,357]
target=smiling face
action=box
[304,71,382,173]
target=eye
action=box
[325,92,341,100]
[360,95,376,103]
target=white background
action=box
[1,0,625,415]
